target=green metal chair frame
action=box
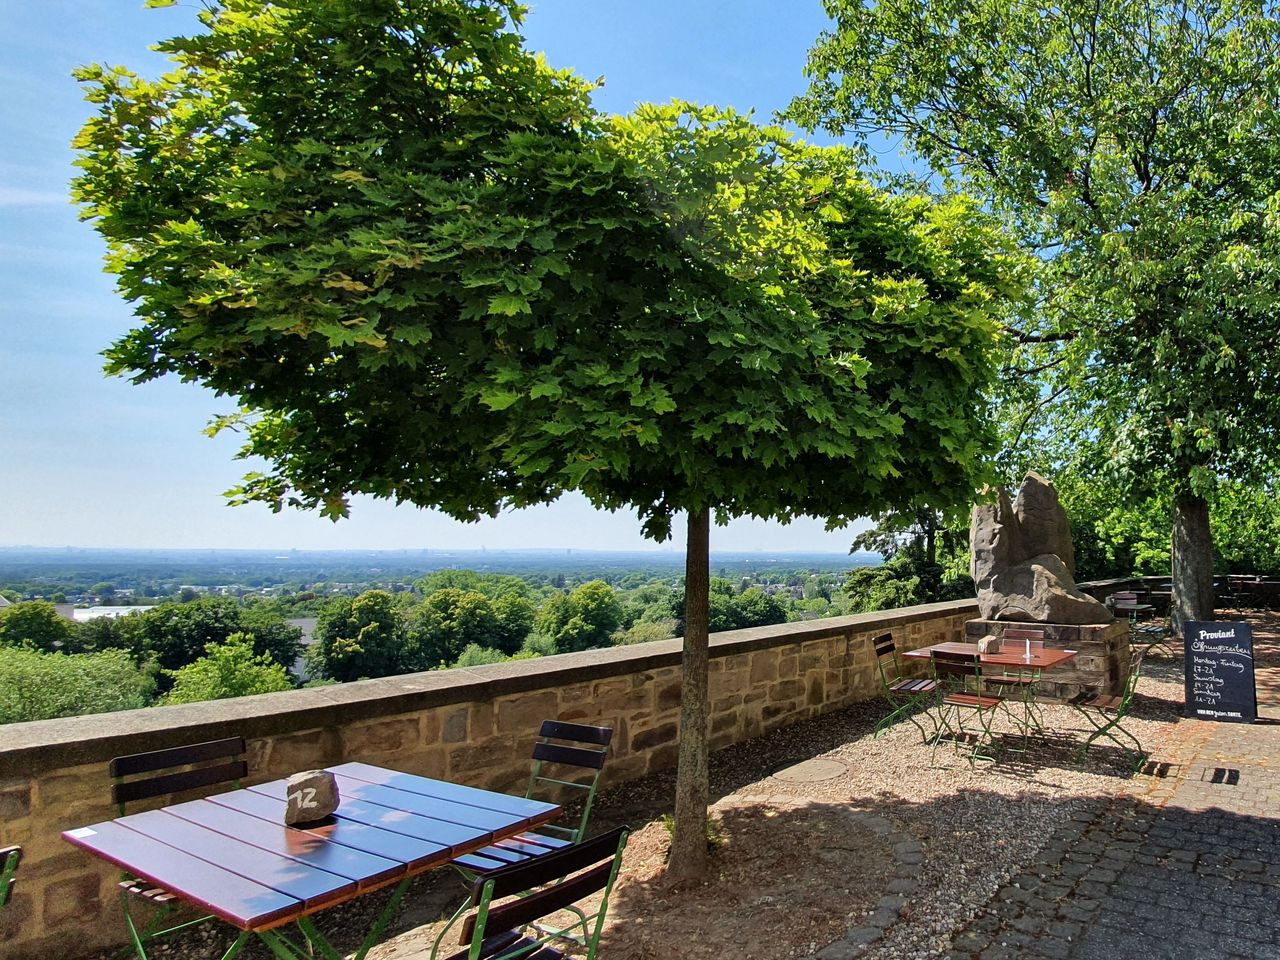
[871,633,937,741]
[1111,591,1174,657]
[930,650,1002,767]
[110,737,247,959]
[986,628,1046,740]
[432,721,613,959]
[440,827,629,960]
[1072,645,1149,771]
[0,845,20,908]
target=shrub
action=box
[163,634,294,705]
[0,647,154,724]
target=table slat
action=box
[330,762,557,820]
[903,641,1078,670]
[164,799,404,889]
[121,810,355,909]
[251,776,518,832]
[62,820,300,930]
[311,796,491,852]
[208,789,447,870]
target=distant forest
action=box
[6,548,982,725]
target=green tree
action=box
[74,5,1026,882]
[491,594,536,655]
[734,587,788,630]
[416,571,531,600]
[163,633,294,705]
[843,551,975,613]
[534,581,623,653]
[309,590,404,682]
[792,0,1280,630]
[411,589,501,665]
[113,597,301,682]
[0,647,154,724]
[0,601,75,653]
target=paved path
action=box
[946,614,1280,960]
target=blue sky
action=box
[0,0,877,553]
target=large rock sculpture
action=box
[970,472,1111,624]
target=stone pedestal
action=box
[965,618,1130,699]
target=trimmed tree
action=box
[74,2,1027,879]
[791,0,1280,630]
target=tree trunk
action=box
[668,508,710,882]
[1171,492,1215,636]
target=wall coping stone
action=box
[0,598,976,779]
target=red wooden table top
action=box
[903,641,1078,670]
[63,762,559,932]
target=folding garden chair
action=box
[871,632,937,741]
[1071,645,1148,771]
[439,826,629,960]
[432,721,612,959]
[1111,591,1174,657]
[930,650,1002,767]
[987,628,1045,737]
[109,737,247,958]
[0,845,20,908]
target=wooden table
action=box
[63,761,559,959]
[903,641,1078,671]
[1114,602,1155,617]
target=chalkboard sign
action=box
[1184,620,1257,723]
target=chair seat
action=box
[118,878,177,904]
[451,830,574,873]
[943,692,1002,710]
[889,678,937,695]
[442,929,564,960]
[1071,692,1123,711]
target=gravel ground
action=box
[89,651,1186,960]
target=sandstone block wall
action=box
[0,600,974,960]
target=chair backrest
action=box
[0,846,20,908]
[931,649,981,680]
[110,737,247,816]
[1120,645,1148,707]
[527,721,612,843]
[1002,627,1045,643]
[1110,591,1139,604]
[872,632,901,683]
[459,827,629,960]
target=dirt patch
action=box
[590,797,894,960]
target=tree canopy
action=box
[75,0,1029,879]
[792,0,1280,624]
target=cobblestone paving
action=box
[945,615,1280,960]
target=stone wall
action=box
[0,600,975,960]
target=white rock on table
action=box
[285,769,339,824]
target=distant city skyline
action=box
[0,1,876,553]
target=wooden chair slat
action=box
[538,720,613,746]
[112,760,247,806]
[473,827,627,903]
[461,862,613,947]
[1002,628,1046,641]
[531,742,607,771]
[110,738,246,778]
[872,632,895,656]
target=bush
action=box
[163,634,295,705]
[0,601,75,652]
[0,647,154,724]
[450,644,510,668]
